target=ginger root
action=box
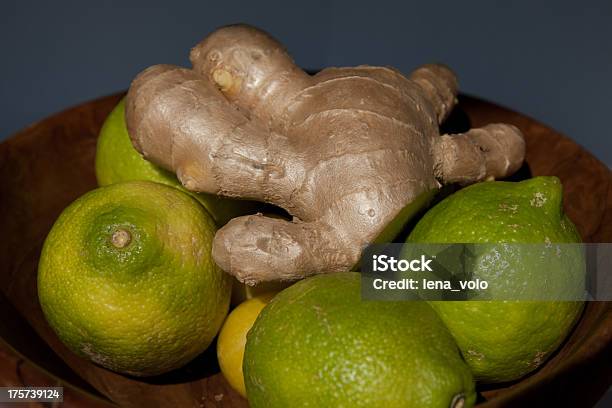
[125,24,525,285]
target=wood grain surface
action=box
[0,92,610,408]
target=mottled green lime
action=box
[95,99,261,226]
[244,272,475,408]
[408,177,584,382]
[38,181,232,376]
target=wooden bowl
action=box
[0,93,610,407]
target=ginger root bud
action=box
[125,24,525,285]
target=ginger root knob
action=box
[212,68,239,93]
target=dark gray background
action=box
[1,0,611,167]
[1,1,611,404]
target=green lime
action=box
[95,98,261,226]
[408,176,583,382]
[38,180,231,376]
[244,272,475,408]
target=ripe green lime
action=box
[95,98,261,226]
[407,176,584,382]
[38,180,232,376]
[244,272,475,408]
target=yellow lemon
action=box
[217,293,276,397]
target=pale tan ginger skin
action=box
[125,24,525,285]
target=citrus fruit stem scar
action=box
[451,394,465,408]
[111,229,131,248]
